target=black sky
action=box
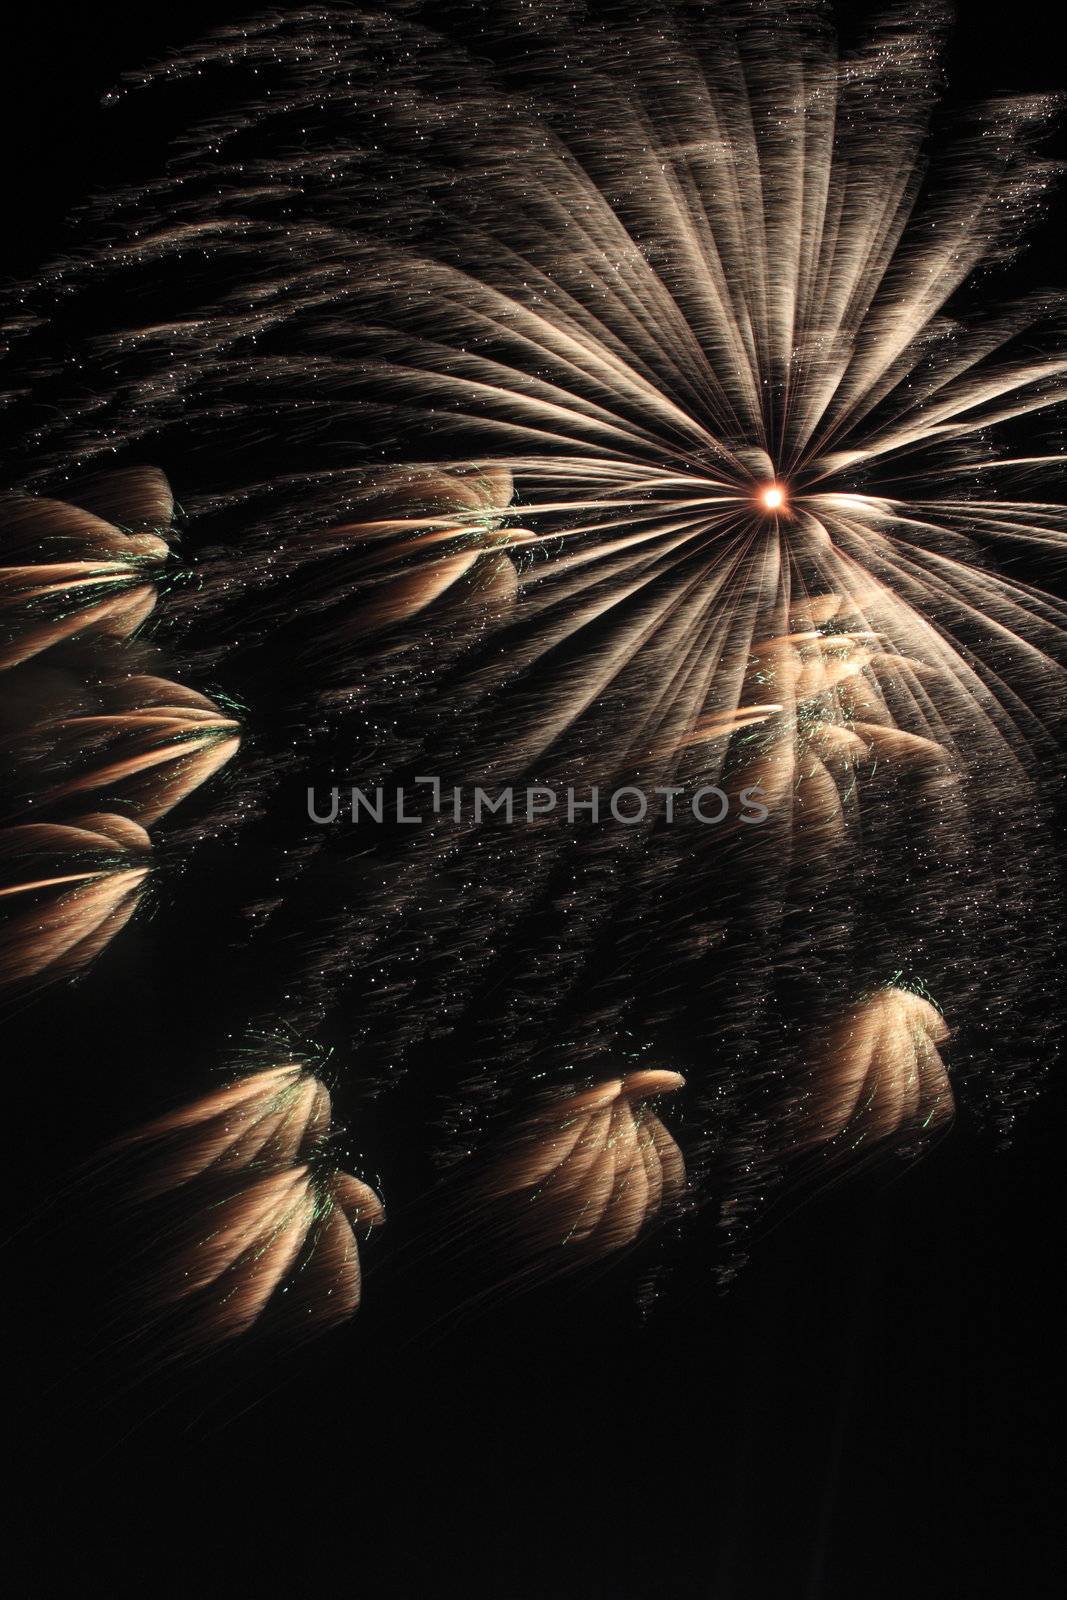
[4,5,1065,1596]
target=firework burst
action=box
[115,1063,384,1350]
[1,0,1064,1320]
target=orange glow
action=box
[760,484,785,511]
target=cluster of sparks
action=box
[1,0,1064,1350]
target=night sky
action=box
[4,5,1065,1595]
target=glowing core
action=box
[760,485,785,511]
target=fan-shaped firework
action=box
[120,1064,384,1348]
[482,1070,687,1261]
[0,486,170,671]
[29,675,241,826]
[798,986,954,1153]
[1,0,1064,1320]
[0,813,150,988]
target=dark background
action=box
[3,4,1065,1595]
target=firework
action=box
[1,2,1063,1317]
[481,1070,687,1261]
[120,1065,384,1348]
[0,468,245,990]
[0,814,149,988]
[0,479,171,670]
[798,987,954,1152]
[256,464,523,667]
[33,675,241,826]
